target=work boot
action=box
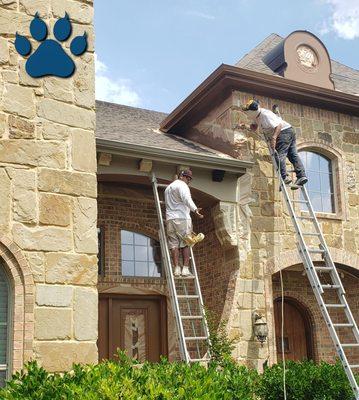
[174,265,181,277]
[184,232,205,247]
[294,176,308,186]
[181,266,193,277]
[283,176,292,185]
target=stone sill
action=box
[300,210,344,221]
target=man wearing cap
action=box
[164,169,204,277]
[241,100,307,187]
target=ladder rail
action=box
[151,173,189,362]
[190,247,212,357]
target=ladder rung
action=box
[177,295,199,299]
[333,323,354,328]
[325,304,346,308]
[292,200,309,204]
[181,315,203,320]
[315,266,333,271]
[302,232,320,236]
[349,365,359,368]
[175,275,195,280]
[156,183,168,188]
[190,358,211,363]
[322,284,341,289]
[308,248,325,254]
[342,343,359,348]
[298,216,314,220]
[185,336,208,341]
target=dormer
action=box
[263,30,335,90]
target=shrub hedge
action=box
[0,353,356,400]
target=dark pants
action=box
[275,127,306,179]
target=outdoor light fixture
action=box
[253,312,268,345]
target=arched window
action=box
[121,230,162,278]
[300,151,335,213]
[0,263,10,387]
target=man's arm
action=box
[179,184,203,218]
[271,123,282,149]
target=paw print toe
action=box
[30,12,47,41]
[15,33,31,56]
[70,32,88,56]
[54,13,72,42]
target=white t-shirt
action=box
[164,179,197,220]
[255,108,291,135]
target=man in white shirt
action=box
[164,169,204,277]
[241,100,307,187]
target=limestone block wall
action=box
[0,0,97,371]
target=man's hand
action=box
[195,208,204,219]
[270,137,277,150]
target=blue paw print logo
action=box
[15,12,88,78]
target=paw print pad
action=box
[15,12,88,78]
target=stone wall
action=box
[0,0,97,371]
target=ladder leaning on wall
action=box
[150,172,211,363]
[264,112,359,399]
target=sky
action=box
[94,0,359,113]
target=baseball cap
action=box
[241,99,259,111]
[180,169,193,179]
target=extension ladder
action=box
[151,173,211,363]
[265,134,359,399]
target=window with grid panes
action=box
[0,264,10,387]
[121,230,162,277]
[299,151,335,213]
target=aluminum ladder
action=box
[265,136,359,399]
[151,173,211,363]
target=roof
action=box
[236,33,359,96]
[95,100,238,161]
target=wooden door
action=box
[274,298,313,361]
[98,294,167,362]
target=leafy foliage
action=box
[0,353,357,400]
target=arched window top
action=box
[300,150,335,213]
[121,230,162,278]
[0,263,10,386]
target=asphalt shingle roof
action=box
[95,100,234,159]
[236,33,359,96]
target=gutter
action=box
[96,138,253,174]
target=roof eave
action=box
[96,137,253,174]
[160,64,359,132]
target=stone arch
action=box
[0,235,34,372]
[267,248,359,276]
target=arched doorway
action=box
[274,297,314,361]
[0,262,11,387]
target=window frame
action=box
[297,143,345,220]
[120,230,162,279]
[0,262,13,386]
[97,226,105,277]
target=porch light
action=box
[253,312,268,345]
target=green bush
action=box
[256,360,355,400]
[0,353,356,400]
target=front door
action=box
[98,294,167,362]
[274,298,314,361]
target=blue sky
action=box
[94,0,359,113]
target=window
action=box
[121,230,162,278]
[300,151,335,213]
[0,264,10,387]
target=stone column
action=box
[0,0,98,371]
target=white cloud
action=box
[186,10,215,20]
[95,54,141,106]
[322,0,359,39]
